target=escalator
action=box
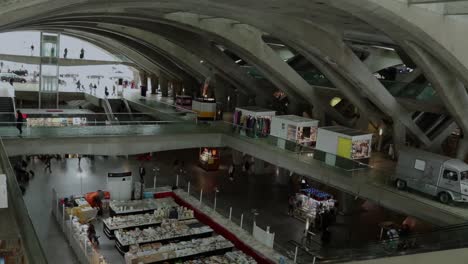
[0,97,15,126]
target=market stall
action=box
[315,126,373,170]
[109,197,177,216]
[199,147,220,171]
[233,106,276,138]
[270,115,319,149]
[103,206,194,239]
[192,98,217,120]
[115,219,213,254]
[124,236,235,264]
[294,188,335,223]
[176,95,192,109]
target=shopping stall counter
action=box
[109,198,177,216]
[102,213,194,240]
[294,188,335,222]
[115,219,214,255]
[124,236,234,264]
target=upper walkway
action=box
[1,116,468,227]
[0,53,136,67]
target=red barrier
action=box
[154,191,275,264]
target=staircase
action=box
[0,97,15,126]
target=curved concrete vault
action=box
[1,0,467,157]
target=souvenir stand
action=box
[233,106,276,138]
[192,98,216,120]
[294,187,335,223]
[315,126,373,170]
[176,95,192,109]
[199,148,220,171]
[270,115,319,150]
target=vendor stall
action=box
[294,188,335,224]
[315,126,372,170]
[199,148,220,171]
[270,115,319,149]
[233,106,276,138]
[192,98,216,120]
[176,95,193,108]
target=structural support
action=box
[392,120,407,157]
[139,71,148,88]
[160,74,169,97]
[405,41,468,157]
[164,13,349,126]
[150,74,159,94]
[390,68,423,95]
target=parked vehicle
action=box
[393,147,468,204]
[0,73,27,83]
[11,69,28,76]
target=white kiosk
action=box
[315,126,373,169]
[107,172,133,201]
[270,115,319,149]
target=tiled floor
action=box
[19,148,422,263]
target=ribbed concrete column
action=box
[150,74,159,94]
[160,74,169,97]
[457,138,468,161]
[393,120,406,158]
[139,71,148,88]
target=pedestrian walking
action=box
[89,83,93,94]
[288,195,295,216]
[93,84,97,95]
[16,110,23,136]
[112,85,116,96]
[228,164,235,181]
[104,86,109,97]
[76,80,81,91]
[78,155,82,166]
[30,44,34,56]
[80,48,85,59]
[44,156,52,173]
[139,163,146,184]
[63,48,68,59]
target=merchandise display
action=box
[124,235,234,264]
[70,217,108,264]
[27,117,87,127]
[109,198,177,216]
[176,95,193,108]
[115,219,214,252]
[103,207,194,238]
[199,148,220,171]
[182,251,257,264]
[315,126,373,169]
[294,189,335,221]
[233,106,276,138]
[66,197,98,224]
[270,115,319,146]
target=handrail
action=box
[0,137,48,263]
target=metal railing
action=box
[0,137,47,263]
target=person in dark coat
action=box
[139,164,146,184]
[16,110,24,135]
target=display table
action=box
[198,148,220,171]
[115,219,213,254]
[124,235,234,264]
[103,206,194,239]
[109,198,177,216]
[67,197,98,224]
[182,251,257,264]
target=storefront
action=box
[270,115,319,149]
[192,98,217,120]
[199,147,220,171]
[315,126,373,170]
[233,106,276,138]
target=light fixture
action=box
[379,128,384,136]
